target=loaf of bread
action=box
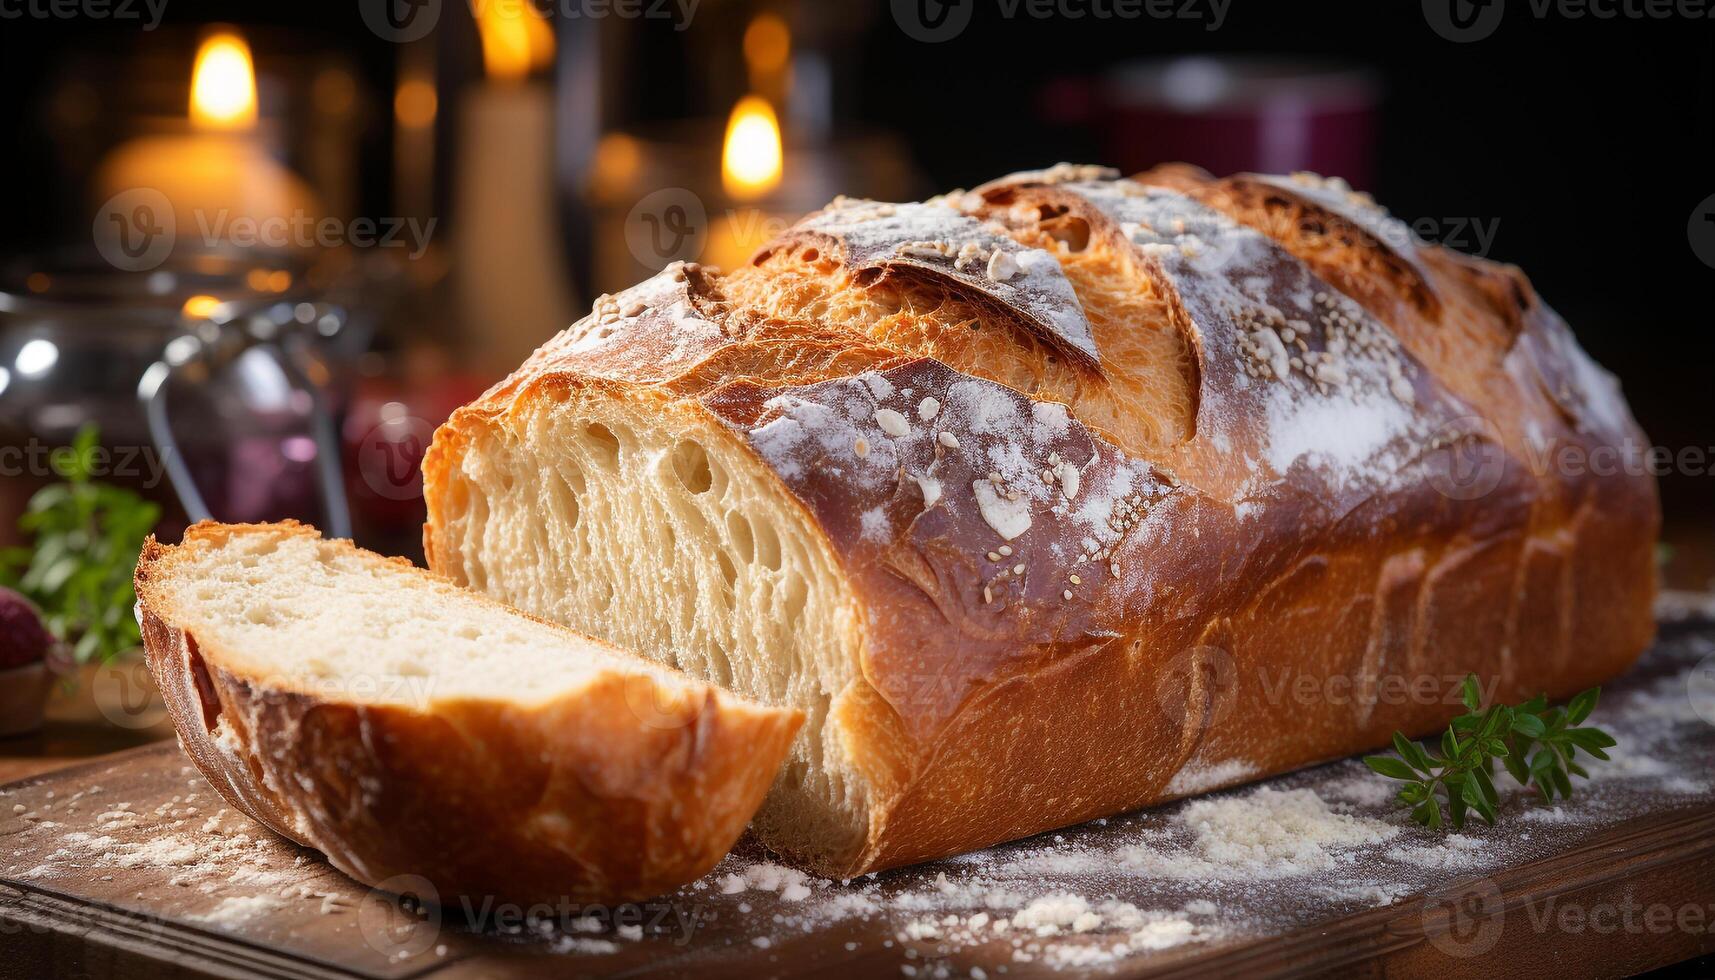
[135,521,801,904]
[422,164,1658,879]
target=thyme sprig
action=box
[1364,674,1615,830]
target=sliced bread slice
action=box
[134,520,802,905]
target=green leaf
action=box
[1471,765,1500,808]
[1412,799,1443,830]
[1468,787,1498,826]
[1549,766,1573,798]
[1364,755,1418,781]
[1565,728,1616,751]
[1448,788,1469,831]
[1529,749,1557,777]
[1441,728,1460,760]
[1393,733,1434,774]
[1566,688,1599,725]
[1511,713,1547,738]
[1477,706,1505,739]
[1502,747,1531,784]
[1461,674,1483,712]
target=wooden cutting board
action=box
[3,617,1714,979]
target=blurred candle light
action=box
[743,13,791,99]
[705,18,792,272]
[180,294,225,319]
[96,27,317,251]
[475,0,554,83]
[454,0,578,373]
[721,96,783,201]
[188,32,258,129]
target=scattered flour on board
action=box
[190,894,285,928]
[1385,834,1489,870]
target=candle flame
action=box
[190,30,258,130]
[475,0,555,83]
[722,96,782,200]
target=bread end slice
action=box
[135,521,802,905]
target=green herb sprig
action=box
[1364,674,1616,830]
[0,425,160,664]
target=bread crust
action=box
[423,167,1658,878]
[136,521,802,904]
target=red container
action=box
[1047,57,1381,186]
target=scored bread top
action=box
[135,521,706,707]
[434,164,1654,720]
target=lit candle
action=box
[95,28,316,249]
[705,94,791,272]
[453,0,578,375]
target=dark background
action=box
[1,0,1710,524]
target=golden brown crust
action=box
[423,167,1658,879]
[136,521,803,904]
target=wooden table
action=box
[3,611,1714,978]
